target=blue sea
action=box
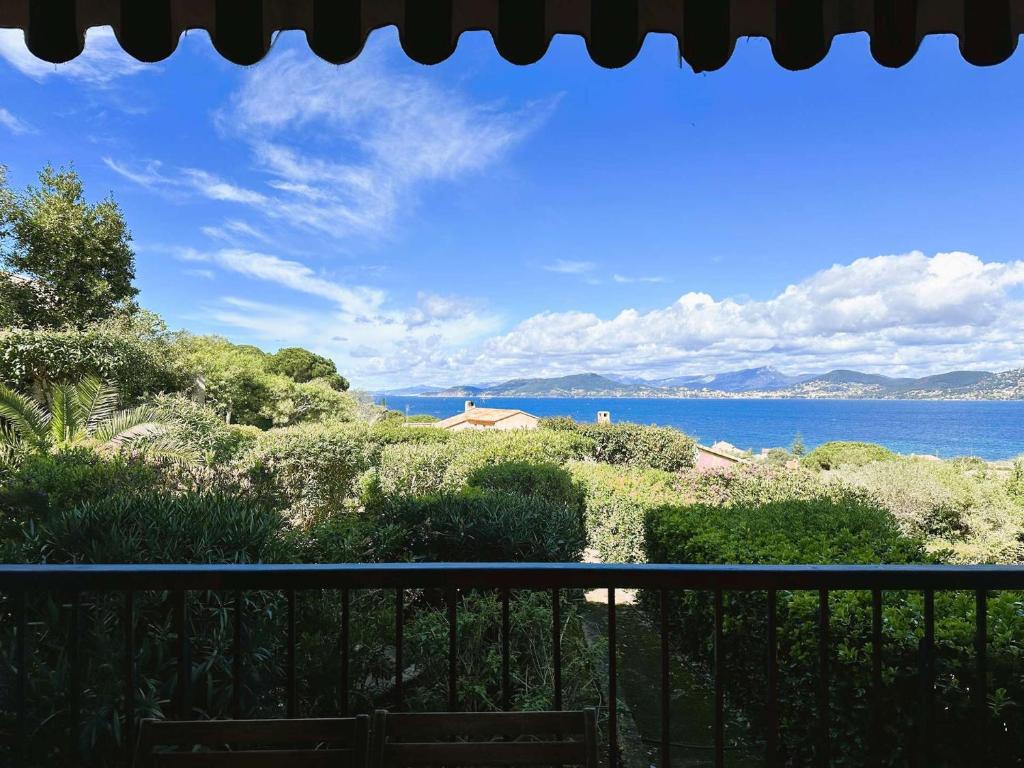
[377,396,1024,460]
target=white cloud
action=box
[0,106,32,134]
[0,27,146,85]
[544,260,595,275]
[429,251,1024,385]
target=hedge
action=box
[542,418,696,471]
[368,489,587,563]
[242,422,374,520]
[801,441,897,471]
[643,497,1024,766]
[568,461,679,562]
[367,429,594,501]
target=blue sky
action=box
[2,27,1024,388]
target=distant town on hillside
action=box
[379,366,1024,401]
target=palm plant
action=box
[0,376,192,459]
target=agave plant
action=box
[0,376,193,459]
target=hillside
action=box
[404,366,1024,400]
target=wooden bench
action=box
[134,715,370,767]
[370,710,598,768]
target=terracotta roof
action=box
[435,407,538,429]
[1,1,1019,71]
[697,443,748,463]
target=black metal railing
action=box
[2,562,1023,767]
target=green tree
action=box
[0,376,188,459]
[791,432,806,457]
[268,347,349,390]
[0,165,138,329]
[171,335,273,425]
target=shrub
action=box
[242,422,373,521]
[643,497,1024,766]
[151,393,253,462]
[0,321,185,403]
[801,441,897,470]
[568,461,679,562]
[0,447,155,533]
[369,429,593,502]
[542,418,695,471]
[370,489,587,563]
[467,461,586,513]
[675,463,828,508]
[833,458,1024,563]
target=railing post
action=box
[124,591,135,762]
[232,590,243,719]
[871,589,883,764]
[395,587,404,711]
[340,587,350,717]
[15,590,26,766]
[660,589,671,768]
[287,589,297,718]
[173,590,190,720]
[919,589,935,764]
[608,587,618,768]
[501,587,511,711]
[447,586,458,711]
[766,589,778,767]
[713,589,723,768]
[552,587,562,711]
[974,589,988,768]
[817,589,830,768]
[69,592,81,762]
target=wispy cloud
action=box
[613,273,666,284]
[544,260,595,275]
[0,27,146,85]
[0,106,32,134]
[108,40,555,243]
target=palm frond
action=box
[90,405,162,445]
[48,382,77,444]
[76,376,120,434]
[0,382,51,449]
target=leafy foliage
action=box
[801,440,897,470]
[831,457,1024,562]
[568,461,680,563]
[0,376,188,460]
[0,165,138,329]
[541,417,696,471]
[0,316,184,402]
[241,422,374,521]
[267,347,349,390]
[643,495,1024,766]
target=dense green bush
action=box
[833,458,1024,563]
[242,422,373,521]
[542,418,695,471]
[0,321,184,402]
[0,448,156,542]
[675,463,829,507]
[151,393,254,462]
[368,429,593,501]
[568,461,679,562]
[369,489,587,563]
[644,497,1024,766]
[801,441,897,470]
[467,461,586,514]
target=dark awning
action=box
[0,1,1020,72]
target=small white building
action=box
[434,401,540,431]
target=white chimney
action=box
[597,411,611,424]
[465,400,475,412]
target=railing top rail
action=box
[1,562,1023,591]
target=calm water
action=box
[377,396,1024,460]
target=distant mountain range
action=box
[378,366,1024,400]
